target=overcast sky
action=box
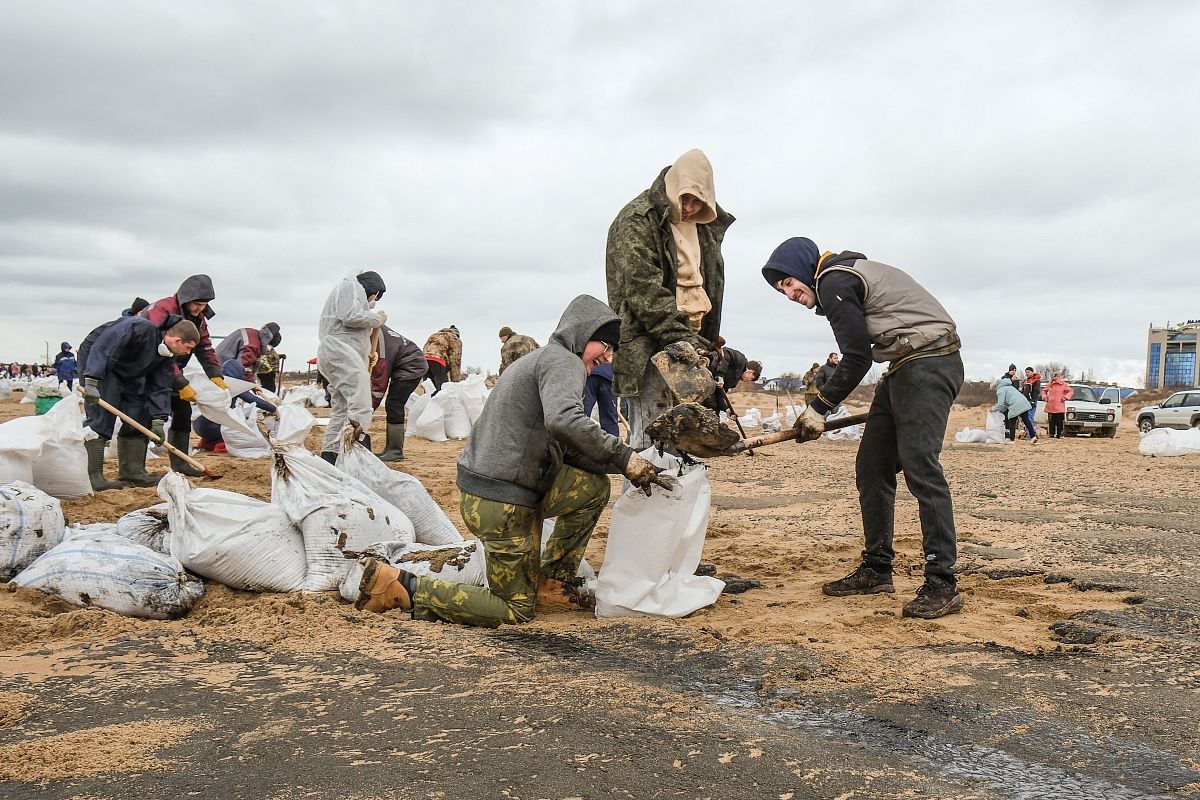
[1,1,1196,386]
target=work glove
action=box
[150,420,167,443]
[178,384,198,403]
[663,340,701,367]
[377,310,388,325]
[622,452,680,497]
[82,378,101,406]
[210,376,228,390]
[793,406,827,443]
[368,351,380,370]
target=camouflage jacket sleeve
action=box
[449,336,463,382]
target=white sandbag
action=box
[271,445,415,592]
[19,393,34,405]
[115,504,172,554]
[1139,427,1200,457]
[761,412,782,434]
[31,376,63,397]
[1,481,66,581]
[221,404,272,459]
[986,410,1006,438]
[413,393,447,441]
[459,373,489,424]
[0,378,11,401]
[335,435,463,546]
[783,404,805,428]
[181,363,256,436]
[825,406,864,441]
[30,394,92,499]
[273,405,317,448]
[956,410,1006,444]
[0,413,52,484]
[405,384,433,437]
[435,383,471,439]
[738,408,762,429]
[159,472,306,592]
[595,449,723,618]
[13,528,203,619]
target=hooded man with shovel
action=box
[80,316,200,490]
[606,149,734,448]
[763,237,965,619]
[354,295,675,627]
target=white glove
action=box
[793,406,826,443]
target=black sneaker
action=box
[902,576,964,619]
[822,564,895,597]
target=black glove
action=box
[82,378,101,406]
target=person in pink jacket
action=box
[1041,372,1074,438]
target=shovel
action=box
[646,401,868,458]
[97,398,222,480]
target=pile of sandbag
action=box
[221,404,273,459]
[0,378,12,401]
[1139,427,1200,457]
[12,527,204,619]
[0,394,92,498]
[1,481,66,581]
[954,410,1006,445]
[595,449,723,618]
[18,376,64,404]
[738,407,763,430]
[409,375,490,442]
[281,384,329,408]
[115,504,172,553]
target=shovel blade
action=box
[646,402,741,458]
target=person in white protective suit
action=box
[317,270,387,463]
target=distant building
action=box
[1146,320,1199,389]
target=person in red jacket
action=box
[145,275,226,476]
[1041,372,1074,438]
[215,323,281,381]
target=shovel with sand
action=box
[646,402,868,459]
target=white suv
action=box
[1034,384,1121,437]
[1136,390,1200,433]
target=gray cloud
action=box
[1,1,1197,388]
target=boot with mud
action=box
[901,576,964,619]
[377,423,406,462]
[821,564,895,597]
[536,576,595,613]
[85,437,125,491]
[168,427,204,477]
[116,436,162,488]
[355,558,414,613]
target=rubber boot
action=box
[168,427,204,477]
[377,424,406,462]
[320,451,338,465]
[117,436,161,488]
[85,437,126,491]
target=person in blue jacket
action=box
[193,359,278,454]
[992,376,1036,443]
[80,316,200,491]
[55,350,77,390]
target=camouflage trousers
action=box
[412,466,610,628]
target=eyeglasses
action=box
[601,342,613,354]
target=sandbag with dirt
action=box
[12,527,204,619]
[271,443,416,592]
[1,480,66,581]
[115,504,172,554]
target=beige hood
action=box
[665,149,717,225]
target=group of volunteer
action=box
[18,148,968,630]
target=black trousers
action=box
[259,372,276,393]
[425,361,449,393]
[855,351,964,582]
[168,392,192,435]
[384,377,421,425]
[1048,412,1065,438]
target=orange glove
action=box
[210,376,228,390]
[178,384,198,403]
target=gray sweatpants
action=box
[625,363,674,451]
[855,351,964,582]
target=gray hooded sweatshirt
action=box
[457,295,635,507]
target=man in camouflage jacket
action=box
[605,149,734,448]
[422,325,463,391]
[497,326,540,376]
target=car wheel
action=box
[1139,418,1154,433]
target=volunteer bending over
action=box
[193,359,278,453]
[357,295,675,626]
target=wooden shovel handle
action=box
[97,397,208,473]
[733,412,869,452]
